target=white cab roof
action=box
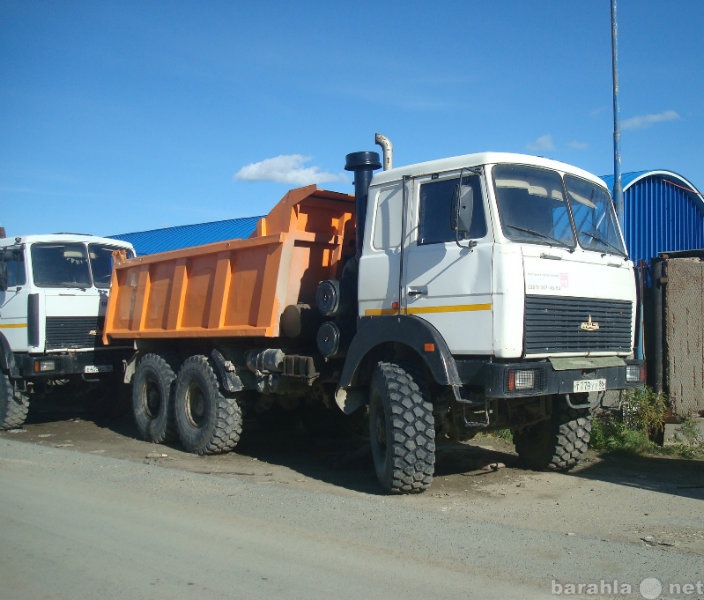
[370,152,606,188]
[0,233,134,250]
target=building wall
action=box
[620,172,704,265]
[662,257,704,417]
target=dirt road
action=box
[1,396,702,599]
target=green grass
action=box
[590,415,659,455]
[591,387,704,459]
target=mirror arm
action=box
[455,237,477,251]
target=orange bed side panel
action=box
[103,186,355,343]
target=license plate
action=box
[84,365,113,374]
[573,378,606,393]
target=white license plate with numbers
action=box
[573,378,606,393]
[84,365,113,374]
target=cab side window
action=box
[418,176,486,245]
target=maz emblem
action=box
[580,315,600,331]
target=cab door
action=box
[0,245,31,353]
[357,180,405,317]
[401,172,494,355]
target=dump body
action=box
[103,186,355,343]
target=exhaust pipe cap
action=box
[345,151,381,172]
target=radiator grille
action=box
[524,296,632,354]
[45,317,105,350]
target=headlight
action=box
[33,359,57,373]
[508,369,536,391]
[626,364,643,383]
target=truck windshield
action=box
[493,165,575,249]
[493,165,627,257]
[564,175,627,257]
[32,243,92,288]
[31,242,132,289]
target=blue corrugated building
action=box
[601,170,704,264]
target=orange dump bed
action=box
[103,186,355,343]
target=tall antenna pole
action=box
[611,0,624,225]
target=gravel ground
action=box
[1,394,702,599]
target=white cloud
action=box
[621,110,680,131]
[569,140,589,150]
[590,106,610,118]
[234,155,348,186]
[527,135,555,152]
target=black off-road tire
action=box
[132,353,178,443]
[0,372,29,430]
[174,355,243,455]
[369,362,435,494]
[513,397,592,471]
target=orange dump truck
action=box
[104,135,644,494]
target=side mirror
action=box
[452,181,474,235]
[0,262,7,291]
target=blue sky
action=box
[2,0,703,238]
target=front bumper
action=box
[457,357,645,399]
[14,348,133,380]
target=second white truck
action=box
[0,233,135,429]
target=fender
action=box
[122,351,139,384]
[210,348,244,394]
[335,315,462,413]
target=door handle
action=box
[407,286,428,297]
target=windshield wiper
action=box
[582,230,626,256]
[56,281,89,290]
[505,225,574,250]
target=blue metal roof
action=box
[110,216,263,256]
[600,170,650,192]
[600,170,704,264]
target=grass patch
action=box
[486,428,513,442]
[590,416,658,455]
[591,387,704,459]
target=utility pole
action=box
[611,0,624,225]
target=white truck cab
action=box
[359,152,636,360]
[0,233,135,429]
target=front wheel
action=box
[0,372,29,430]
[369,362,435,494]
[174,355,243,455]
[513,396,592,471]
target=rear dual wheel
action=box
[174,355,242,455]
